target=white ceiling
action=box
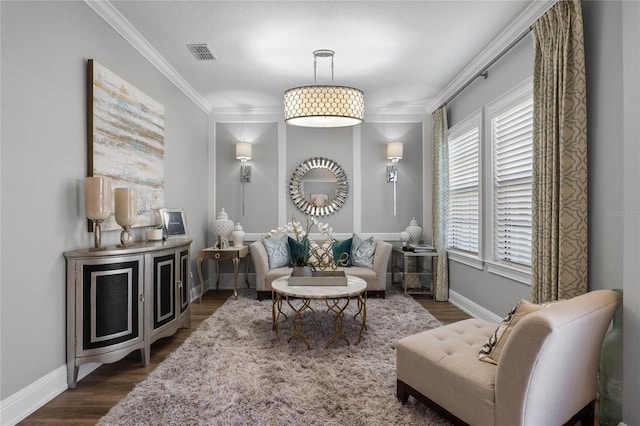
[107,0,540,115]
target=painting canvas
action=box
[88,59,165,231]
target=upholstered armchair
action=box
[396,290,622,426]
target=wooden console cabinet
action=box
[64,238,192,388]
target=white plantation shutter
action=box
[492,98,533,266]
[448,125,479,253]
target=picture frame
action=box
[159,208,188,239]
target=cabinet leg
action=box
[244,253,251,288]
[197,257,205,303]
[215,260,221,290]
[142,346,150,366]
[67,363,79,389]
[232,258,239,299]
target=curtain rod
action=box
[440,26,534,109]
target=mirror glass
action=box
[290,157,349,216]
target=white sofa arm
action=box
[372,240,392,289]
[249,241,269,292]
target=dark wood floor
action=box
[20,290,468,425]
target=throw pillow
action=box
[287,237,308,266]
[478,299,545,365]
[332,238,352,267]
[307,240,334,267]
[262,235,290,269]
[351,234,376,268]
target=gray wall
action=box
[214,121,279,234]
[361,122,424,232]
[446,33,534,313]
[621,1,640,422]
[211,119,426,243]
[447,1,640,422]
[207,117,426,283]
[286,126,355,233]
[0,0,209,400]
[584,0,624,292]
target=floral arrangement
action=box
[265,215,335,268]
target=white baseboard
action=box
[448,289,502,323]
[0,363,100,426]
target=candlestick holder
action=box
[115,187,138,247]
[90,219,106,250]
[85,177,111,250]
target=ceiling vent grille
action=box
[187,44,217,61]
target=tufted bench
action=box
[396,290,622,425]
[397,319,497,423]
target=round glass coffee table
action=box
[271,275,367,349]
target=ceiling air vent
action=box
[187,44,217,61]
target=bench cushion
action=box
[396,318,498,425]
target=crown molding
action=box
[366,105,429,116]
[426,0,556,113]
[210,106,282,118]
[84,0,211,114]
[209,105,430,120]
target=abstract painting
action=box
[88,59,165,231]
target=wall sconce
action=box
[387,142,403,216]
[236,142,252,216]
[236,142,252,182]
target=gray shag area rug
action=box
[99,289,452,425]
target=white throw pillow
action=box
[307,240,334,267]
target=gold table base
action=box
[272,291,367,350]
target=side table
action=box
[391,247,438,295]
[197,245,250,300]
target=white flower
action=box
[264,215,335,243]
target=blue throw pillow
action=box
[287,237,308,266]
[351,234,376,268]
[332,238,352,267]
[262,235,290,268]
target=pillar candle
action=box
[85,176,111,220]
[114,188,138,227]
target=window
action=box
[447,113,480,254]
[445,78,533,283]
[488,81,533,269]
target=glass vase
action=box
[599,289,623,426]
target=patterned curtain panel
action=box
[431,107,449,301]
[531,0,588,303]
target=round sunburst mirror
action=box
[289,157,349,216]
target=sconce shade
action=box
[236,142,252,160]
[114,188,138,227]
[85,176,111,220]
[387,142,404,160]
[284,85,365,128]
